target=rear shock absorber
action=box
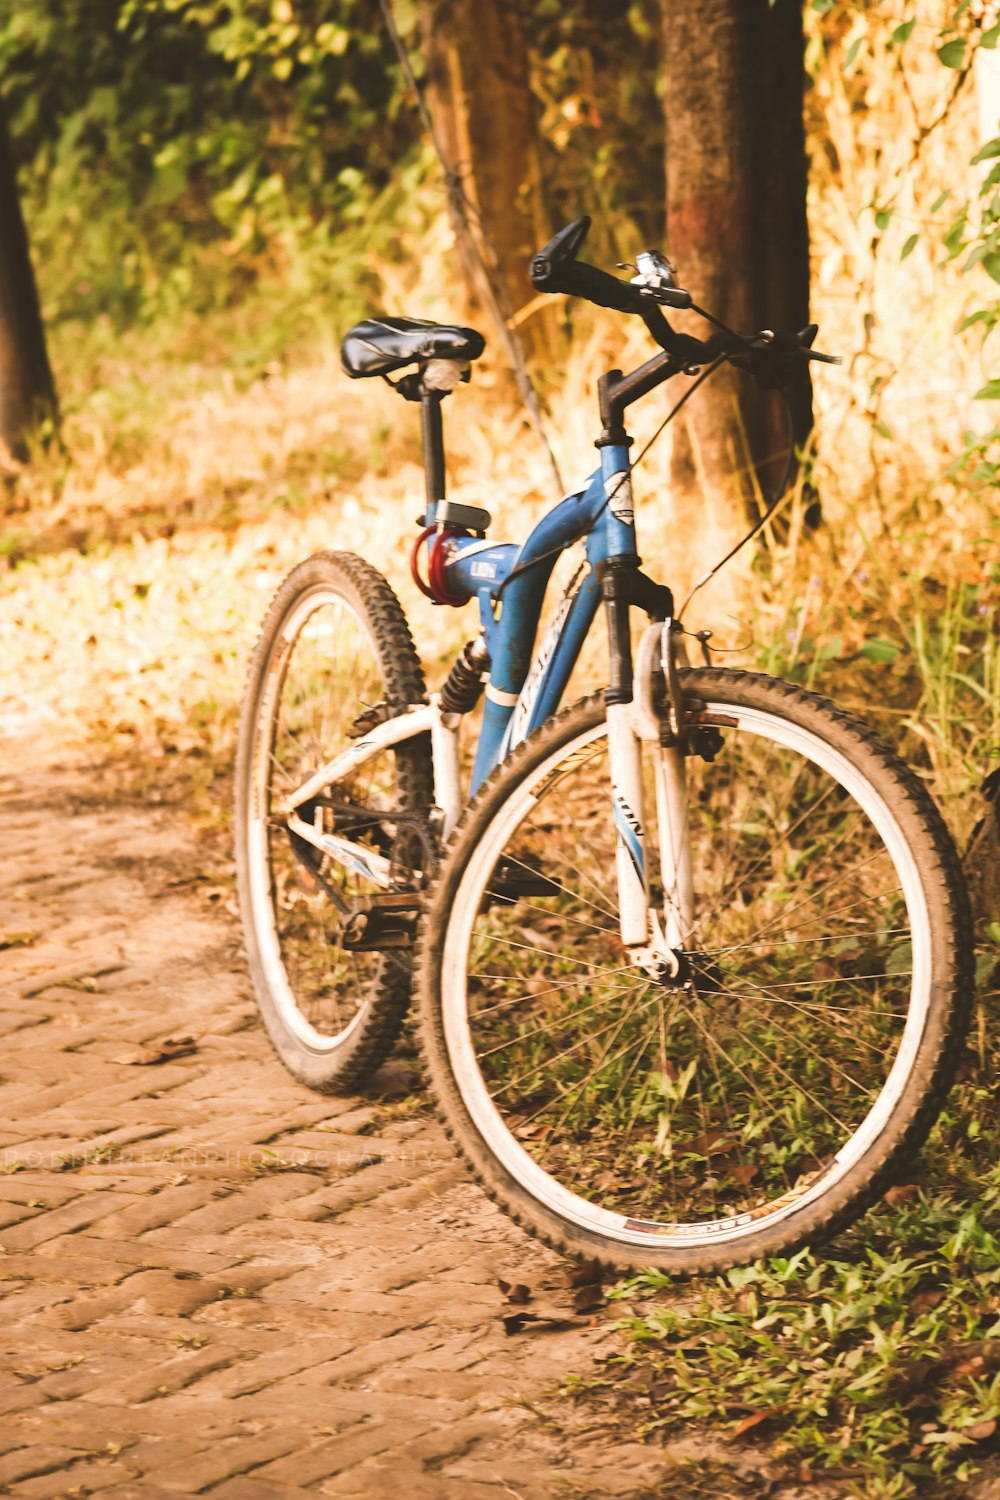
[440,637,491,714]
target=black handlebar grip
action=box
[530,254,642,313]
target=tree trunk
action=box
[422,0,549,354]
[0,100,57,462]
[659,0,811,569]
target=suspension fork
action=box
[604,564,693,972]
[603,558,648,949]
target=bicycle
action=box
[235,216,973,1274]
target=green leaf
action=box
[930,190,951,213]
[873,418,893,439]
[981,21,1000,48]
[983,251,1000,285]
[811,0,835,11]
[976,951,999,988]
[937,38,967,68]
[973,379,1000,400]
[943,210,968,255]
[874,207,893,231]
[901,232,919,261]
[843,35,864,70]
[891,19,916,44]
[860,637,901,663]
[886,941,913,976]
[972,138,1000,165]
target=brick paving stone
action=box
[0,1193,135,1251]
[366,1366,494,1404]
[93,1486,194,1499]
[80,1344,248,1406]
[254,1423,436,1487]
[396,1332,485,1372]
[211,1482,318,1500]
[320,1463,511,1500]
[0,1447,87,1488]
[141,1431,308,1492]
[31,1237,237,1277]
[191,1337,355,1399]
[6,1457,141,1498]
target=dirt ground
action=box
[0,725,796,1500]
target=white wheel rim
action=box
[440,706,934,1251]
[245,585,381,1053]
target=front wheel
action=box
[417,672,973,1275]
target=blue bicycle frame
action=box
[425,438,636,794]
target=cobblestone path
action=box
[0,742,687,1499]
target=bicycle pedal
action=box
[342,892,423,951]
[481,862,561,909]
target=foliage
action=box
[808,2,999,447]
[0,0,675,330]
[527,0,664,254]
[0,0,421,326]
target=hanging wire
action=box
[494,354,728,598]
[376,0,565,496]
[676,390,797,618]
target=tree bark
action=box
[0,100,57,462]
[659,0,811,553]
[422,0,549,354]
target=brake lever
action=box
[629,250,693,310]
[755,328,842,365]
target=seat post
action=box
[421,391,446,519]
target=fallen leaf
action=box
[964,1419,997,1442]
[912,1288,945,1311]
[498,1278,532,1306]
[567,1258,604,1288]
[731,1163,760,1186]
[899,1362,941,1392]
[516,925,560,953]
[882,1182,922,1206]
[121,1036,198,1066]
[502,1306,581,1336]
[730,1410,777,1439]
[571,1283,605,1314]
[688,1131,733,1157]
[0,930,39,950]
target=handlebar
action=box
[530,216,692,313]
[529,215,840,391]
[531,252,644,314]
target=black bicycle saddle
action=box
[341,317,486,379]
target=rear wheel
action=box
[417,673,972,1274]
[236,551,433,1092]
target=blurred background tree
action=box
[0,97,56,460]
